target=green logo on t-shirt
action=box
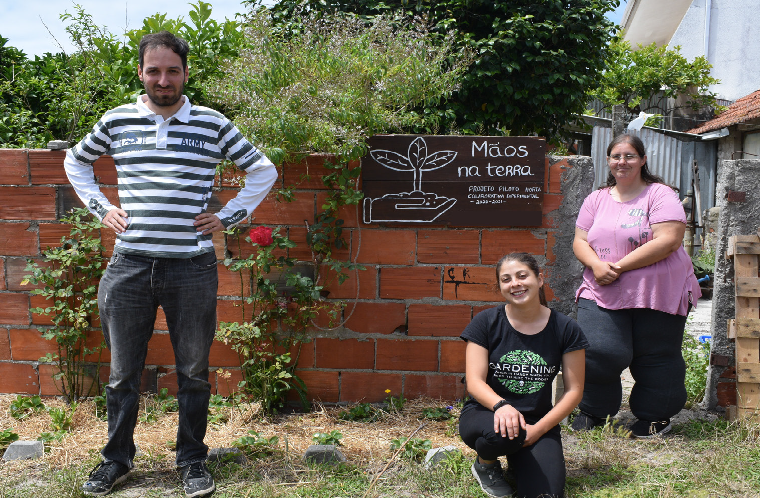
[494,350,554,395]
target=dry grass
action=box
[0,394,466,474]
[4,394,760,497]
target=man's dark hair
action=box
[139,31,190,69]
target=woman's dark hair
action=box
[495,252,547,306]
[139,31,190,69]
[602,134,671,189]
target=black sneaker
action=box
[471,458,514,497]
[629,419,672,439]
[180,461,215,498]
[82,460,130,496]
[571,411,606,431]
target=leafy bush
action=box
[589,34,721,118]
[422,407,453,421]
[390,437,432,461]
[208,9,470,164]
[48,404,75,433]
[312,430,343,446]
[683,332,710,407]
[0,2,243,147]
[207,9,470,277]
[207,394,235,425]
[92,386,107,420]
[269,0,619,139]
[9,395,46,420]
[692,248,716,280]
[338,403,381,422]
[216,226,336,414]
[22,208,106,403]
[140,388,179,423]
[0,428,19,450]
[385,390,406,413]
[233,430,279,457]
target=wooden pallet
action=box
[726,228,760,420]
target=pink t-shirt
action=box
[575,183,701,316]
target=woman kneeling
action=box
[459,253,587,498]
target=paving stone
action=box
[2,440,44,461]
[303,444,346,465]
[208,447,247,465]
[423,445,460,469]
[46,140,69,150]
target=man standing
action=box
[64,31,277,497]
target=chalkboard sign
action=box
[362,135,546,227]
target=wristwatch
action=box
[492,399,509,411]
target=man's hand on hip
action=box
[103,208,129,234]
[194,213,224,234]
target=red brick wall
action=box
[0,149,582,403]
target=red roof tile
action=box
[686,89,760,134]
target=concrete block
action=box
[303,444,346,465]
[423,445,460,469]
[2,440,44,461]
[207,447,246,465]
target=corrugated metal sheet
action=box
[591,127,683,191]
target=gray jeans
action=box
[98,251,218,468]
[577,298,688,422]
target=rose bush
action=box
[249,226,274,247]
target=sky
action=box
[2,0,628,58]
[0,1,272,57]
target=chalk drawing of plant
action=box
[370,137,457,192]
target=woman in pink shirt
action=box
[571,134,701,438]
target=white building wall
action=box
[668,0,760,101]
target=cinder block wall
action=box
[0,149,592,403]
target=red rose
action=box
[249,226,274,246]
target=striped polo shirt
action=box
[64,95,277,258]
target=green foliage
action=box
[9,395,46,420]
[338,403,381,422]
[207,393,239,425]
[139,388,179,423]
[207,9,469,274]
[48,403,77,432]
[588,34,722,117]
[390,437,432,461]
[437,449,470,475]
[692,248,716,279]
[683,332,710,407]
[22,208,106,403]
[92,386,107,420]
[312,430,343,446]
[209,9,470,162]
[38,403,78,442]
[268,0,620,139]
[0,428,19,450]
[216,227,335,415]
[124,1,244,110]
[421,407,453,421]
[0,2,243,147]
[233,430,279,457]
[384,390,406,413]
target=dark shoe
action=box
[629,419,672,439]
[471,458,514,497]
[571,411,606,431]
[82,460,130,496]
[180,461,215,498]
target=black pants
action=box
[459,403,565,498]
[577,298,688,421]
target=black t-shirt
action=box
[460,306,588,423]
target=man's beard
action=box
[144,82,184,107]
